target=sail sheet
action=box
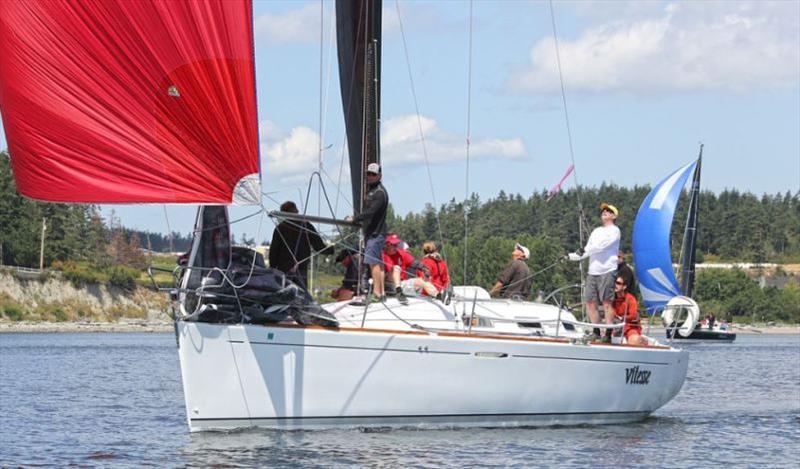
[0,0,261,205]
[336,0,382,214]
[632,160,698,313]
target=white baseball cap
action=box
[515,243,530,260]
[366,162,381,174]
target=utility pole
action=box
[39,217,47,271]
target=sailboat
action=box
[632,148,733,342]
[0,0,694,431]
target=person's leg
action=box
[393,267,409,304]
[600,272,617,341]
[391,266,401,291]
[585,274,600,322]
[371,263,384,296]
[586,301,600,324]
[420,280,438,297]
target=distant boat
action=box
[632,148,734,342]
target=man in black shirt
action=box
[269,201,332,289]
[349,163,388,300]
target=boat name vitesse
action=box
[625,366,651,385]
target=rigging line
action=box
[548,0,587,319]
[487,257,566,294]
[334,142,349,215]
[394,0,449,265]
[463,0,474,285]
[162,205,174,252]
[312,0,326,293]
[190,208,266,235]
[547,0,588,236]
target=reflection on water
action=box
[1,333,798,467]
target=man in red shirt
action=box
[612,275,645,345]
[382,234,435,304]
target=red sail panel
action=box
[0,0,261,204]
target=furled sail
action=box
[632,160,698,313]
[336,0,382,214]
[0,0,261,205]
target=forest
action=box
[2,150,798,322]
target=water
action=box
[1,333,798,467]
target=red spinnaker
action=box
[0,0,261,204]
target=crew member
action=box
[490,243,532,299]
[421,241,451,301]
[348,163,388,301]
[568,202,621,343]
[269,201,333,289]
[612,275,644,345]
[382,234,435,304]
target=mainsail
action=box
[679,147,703,297]
[0,0,260,205]
[336,0,382,214]
[632,160,699,313]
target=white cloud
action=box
[262,123,320,175]
[254,3,320,44]
[381,114,525,166]
[509,1,800,93]
[260,115,526,182]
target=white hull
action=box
[177,306,689,431]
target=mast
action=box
[679,145,703,297]
[335,0,382,215]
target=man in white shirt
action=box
[568,203,621,342]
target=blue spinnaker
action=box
[632,160,698,314]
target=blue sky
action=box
[1,0,798,243]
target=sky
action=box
[1,0,799,243]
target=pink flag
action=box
[546,164,575,201]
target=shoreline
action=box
[0,320,173,333]
[1,321,797,335]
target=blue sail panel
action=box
[632,160,698,313]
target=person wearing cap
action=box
[348,162,389,300]
[568,202,621,342]
[489,243,532,299]
[269,200,333,289]
[382,234,435,304]
[330,248,359,301]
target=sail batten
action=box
[0,0,261,205]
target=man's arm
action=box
[305,223,333,254]
[489,281,504,297]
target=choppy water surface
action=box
[1,332,798,467]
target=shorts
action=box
[400,278,421,296]
[585,271,616,303]
[363,234,385,267]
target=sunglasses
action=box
[615,280,625,286]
